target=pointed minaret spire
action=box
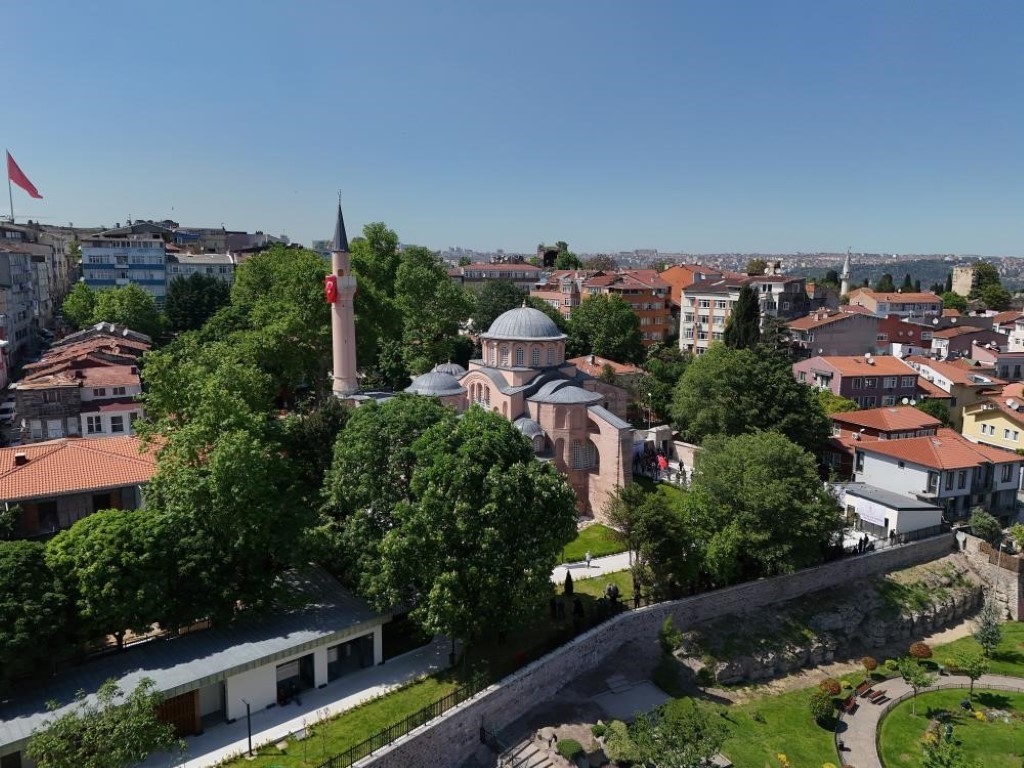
[329,195,358,397]
[840,247,852,297]
[332,192,350,252]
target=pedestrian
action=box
[585,551,592,568]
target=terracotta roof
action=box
[932,325,990,339]
[788,310,871,332]
[831,406,941,433]
[458,263,542,272]
[567,355,643,377]
[584,270,669,291]
[78,365,140,387]
[906,356,1006,388]
[79,398,144,414]
[857,427,1021,469]
[964,382,1024,427]
[12,372,79,391]
[917,379,952,400]
[942,309,962,317]
[807,355,917,377]
[848,289,942,303]
[992,310,1024,325]
[0,436,158,502]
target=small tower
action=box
[840,248,852,297]
[328,200,359,397]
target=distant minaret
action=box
[329,199,359,397]
[840,248,852,296]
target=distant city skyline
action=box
[4,1,1022,256]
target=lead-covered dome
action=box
[482,306,565,341]
[432,361,467,377]
[405,371,466,397]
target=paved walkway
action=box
[141,636,453,768]
[551,552,631,584]
[836,673,1024,768]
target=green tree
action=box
[946,647,989,695]
[164,273,231,332]
[583,254,617,271]
[723,285,760,350]
[90,284,163,339]
[629,698,728,768]
[745,258,768,276]
[472,280,527,332]
[671,344,830,454]
[901,273,914,290]
[603,721,640,764]
[634,492,697,600]
[27,677,181,768]
[874,273,896,292]
[915,398,951,427]
[688,432,843,584]
[978,283,1011,311]
[554,241,582,270]
[603,482,649,566]
[637,343,691,421]
[0,541,69,689]
[941,291,968,312]
[809,689,834,724]
[568,293,644,363]
[897,657,936,715]
[457,255,471,266]
[1010,522,1024,551]
[278,395,351,510]
[62,282,96,329]
[350,222,403,373]
[973,593,1002,656]
[971,262,1001,293]
[923,738,978,768]
[822,269,839,288]
[46,510,167,648]
[372,408,577,646]
[945,272,953,293]
[817,389,859,415]
[969,508,1002,545]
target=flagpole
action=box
[6,150,13,223]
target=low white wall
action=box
[225,647,329,721]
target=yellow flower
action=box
[975,711,986,721]
[776,754,790,768]
[823,763,838,768]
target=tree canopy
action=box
[91,284,164,338]
[164,273,231,332]
[568,293,644,363]
[582,254,617,271]
[915,397,951,426]
[874,273,896,293]
[472,280,527,332]
[62,282,96,329]
[817,389,859,415]
[630,698,729,768]
[978,283,1011,311]
[554,242,583,270]
[941,291,968,312]
[745,258,768,276]
[723,285,760,350]
[671,344,830,453]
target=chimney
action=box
[14,452,28,466]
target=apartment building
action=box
[81,222,172,306]
[903,356,1005,430]
[787,309,880,358]
[166,252,236,285]
[792,354,919,408]
[531,270,593,318]
[962,382,1024,452]
[449,262,542,292]
[846,288,943,318]
[582,270,671,345]
[824,406,941,478]
[0,244,38,360]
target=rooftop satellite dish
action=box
[933,318,939,325]
[865,352,871,359]
[1008,399,1017,409]
[901,397,909,405]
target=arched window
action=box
[547,346,556,366]
[499,346,509,367]
[484,386,491,406]
[532,435,545,453]
[488,344,496,366]
[571,440,597,470]
[531,346,541,367]
[514,346,525,367]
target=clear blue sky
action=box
[4,1,1022,255]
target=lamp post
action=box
[242,699,253,757]
[646,392,652,431]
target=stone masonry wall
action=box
[960,533,1022,620]
[359,533,955,768]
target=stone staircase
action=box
[496,736,556,768]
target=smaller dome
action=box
[405,371,466,397]
[513,416,545,438]
[432,361,467,377]
[482,306,565,341]
[529,385,603,405]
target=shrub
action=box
[909,642,933,660]
[557,738,583,760]
[658,615,683,655]
[751,710,766,724]
[652,655,685,697]
[604,721,640,763]
[861,656,878,672]
[884,658,900,672]
[697,665,717,690]
[809,690,834,724]
[590,722,606,738]
[818,678,841,696]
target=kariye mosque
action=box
[325,203,634,518]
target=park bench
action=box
[841,695,858,715]
[858,686,875,699]
[869,689,887,703]
[854,680,872,696]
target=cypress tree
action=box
[724,285,760,350]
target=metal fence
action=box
[313,678,489,768]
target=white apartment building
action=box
[165,252,237,284]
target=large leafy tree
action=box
[164,273,231,332]
[817,389,859,415]
[970,262,1001,295]
[350,222,403,371]
[635,343,691,421]
[630,698,729,768]
[91,284,163,339]
[27,678,181,768]
[0,541,69,688]
[688,432,843,584]
[979,283,1012,311]
[723,285,760,350]
[915,397,951,426]
[62,282,96,329]
[874,273,896,292]
[568,293,644,363]
[973,593,1002,656]
[473,280,527,332]
[46,509,167,648]
[372,408,577,645]
[671,344,830,453]
[554,240,583,270]
[941,291,968,312]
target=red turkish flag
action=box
[7,152,42,199]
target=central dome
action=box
[482,306,566,341]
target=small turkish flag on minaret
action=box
[7,151,43,199]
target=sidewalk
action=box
[143,636,453,768]
[552,552,631,584]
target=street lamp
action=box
[241,699,253,757]
[646,392,652,431]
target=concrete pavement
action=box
[836,673,1024,768]
[551,552,631,584]
[142,636,454,768]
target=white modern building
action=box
[81,229,169,306]
[165,252,236,285]
[837,482,943,540]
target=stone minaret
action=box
[840,248,852,297]
[330,202,359,397]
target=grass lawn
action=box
[559,568,634,603]
[222,674,461,768]
[634,475,686,505]
[932,621,1024,677]
[879,689,1024,768]
[562,524,627,562]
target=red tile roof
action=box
[992,310,1024,326]
[857,427,1021,469]
[808,355,917,377]
[917,379,952,400]
[848,289,942,303]
[568,355,643,377]
[932,325,990,339]
[0,436,158,502]
[78,366,141,387]
[788,309,872,332]
[831,406,941,433]
[79,398,143,414]
[906,356,1006,388]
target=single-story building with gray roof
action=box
[0,567,390,768]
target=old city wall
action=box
[960,533,1023,620]
[359,534,955,768]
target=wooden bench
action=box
[854,680,872,696]
[859,686,875,699]
[869,689,887,703]
[841,695,859,714]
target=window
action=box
[30,419,43,439]
[901,376,915,388]
[499,346,509,367]
[1005,428,1012,440]
[514,347,525,367]
[882,377,897,389]
[112,386,126,396]
[860,396,876,407]
[93,388,107,397]
[714,300,727,309]
[531,347,541,366]
[547,347,556,365]
[798,371,806,382]
[882,395,896,406]
[1002,464,1013,482]
[851,377,863,390]
[42,391,59,404]
[863,377,876,388]
[945,472,954,490]
[957,470,967,489]
[698,299,710,308]
[855,450,864,472]
[928,471,939,493]
[921,331,933,340]
[877,334,888,342]
[86,415,102,434]
[110,415,124,433]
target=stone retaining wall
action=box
[961,533,1023,619]
[359,533,955,768]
